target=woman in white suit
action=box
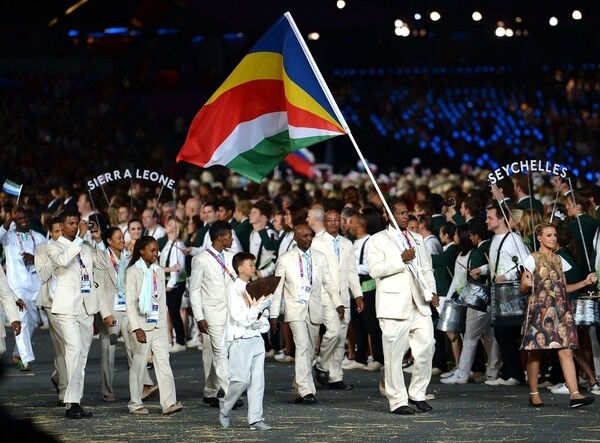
[97,227,158,402]
[125,236,182,416]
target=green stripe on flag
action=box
[226,131,336,182]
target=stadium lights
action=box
[572,10,582,20]
[430,11,441,22]
[495,26,506,37]
[472,11,482,22]
[308,32,320,41]
[414,13,422,20]
[549,16,558,26]
[336,0,346,9]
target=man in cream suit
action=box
[312,209,364,390]
[367,198,439,415]
[34,217,67,406]
[0,266,22,359]
[270,224,340,404]
[47,210,106,419]
[189,221,239,407]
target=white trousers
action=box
[222,336,265,424]
[456,307,501,380]
[201,323,229,397]
[317,305,349,383]
[52,304,94,406]
[46,309,68,401]
[128,327,177,413]
[289,318,320,398]
[380,306,434,411]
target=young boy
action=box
[219,252,272,430]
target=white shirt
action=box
[277,230,295,260]
[353,234,371,276]
[226,277,269,342]
[0,224,46,294]
[487,232,530,281]
[147,224,166,241]
[424,234,443,255]
[159,239,186,288]
[447,251,472,298]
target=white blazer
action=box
[311,232,363,308]
[189,247,235,326]
[367,227,436,320]
[271,246,340,324]
[125,266,168,332]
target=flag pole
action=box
[15,185,22,206]
[285,12,397,229]
[346,131,400,231]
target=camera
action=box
[88,221,97,230]
[443,198,456,207]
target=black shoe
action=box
[66,403,93,419]
[328,381,354,390]
[232,399,244,410]
[408,399,433,413]
[392,405,415,415]
[203,397,219,407]
[57,400,65,407]
[570,396,595,409]
[217,388,225,398]
[313,365,329,387]
[294,394,317,404]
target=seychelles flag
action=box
[176,12,348,183]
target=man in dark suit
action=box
[233,200,252,252]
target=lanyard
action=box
[76,253,89,275]
[206,249,236,282]
[16,231,36,255]
[152,269,158,301]
[401,230,412,248]
[108,248,120,276]
[298,252,312,285]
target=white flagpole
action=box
[15,185,23,206]
[284,12,397,228]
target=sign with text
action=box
[87,169,175,191]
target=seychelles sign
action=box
[87,168,175,191]
[487,160,568,184]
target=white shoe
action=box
[440,373,468,385]
[546,382,563,391]
[169,343,186,353]
[431,367,444,376]
[343,360,367,370]
[440,368,456,379]
[265,349,276,359]
[474,374,493,384]
[485,377,519,386]
[341,356,351,366]
[367,355,374,363]
[551,383,569,394]
[249,421,272,431]
[403,365,413,374]
[537,380,553,388]
[186,337,202,349]
[363,361,383,372]
[425,393,435,401]
[274,352,294,363]
[589,383,600,394]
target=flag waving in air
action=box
[2,179,22,198]
[176,12,348,183]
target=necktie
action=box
[333,237,340,262]
[303,252,312,283]
[218,252,225,277]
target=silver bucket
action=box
[490,281,526,327]
[436,299,467,333]
[574,298,600,326]
[462,280,490,312]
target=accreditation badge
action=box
[80,274,91,294]
[146,303,159,323]
[296,284,312,304]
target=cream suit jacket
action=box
[96,249,121,320]
[125,266,168,332]
[34,242,54,310]
[271,246,340,324]
[367,227,436,320]
[47,236,106,316]
[0,266,20,325]
[189,248,235,326]
[311,232,363,308]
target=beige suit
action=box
[47,236,105,407]
[126,266,178,413]
[189,247,235,397]
[34,241,67,401]
[0,266,20,357]
[312,232,363,383]
[96,249,154,399]
[271,246,339,398]
[367,227,436,411]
